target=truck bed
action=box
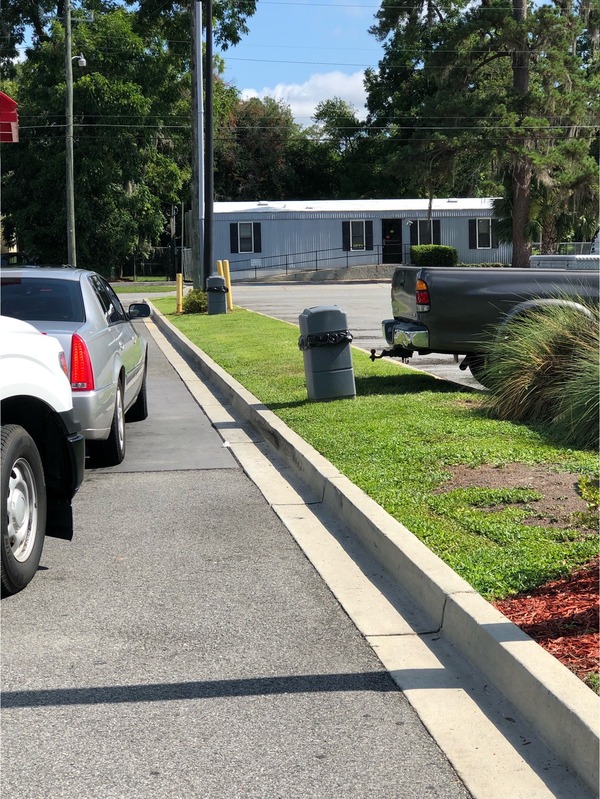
[390,266,599,353]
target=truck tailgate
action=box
[391,267,418,320]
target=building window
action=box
[351,221,366,250]
[469,218,497,249]
[409,219,441,246]
[239,222,254,252]
[477,218,491,248]
[230,222,262,254]
[418,220,432,245]
[342,220,373,251]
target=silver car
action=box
[1,266,151,466]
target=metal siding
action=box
[214,206,512,273]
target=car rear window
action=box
[1,277,85,323]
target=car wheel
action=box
[126,365,148,422]
[94,383,126,466]
[1,424,47,596]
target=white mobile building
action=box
[211,198,512,280]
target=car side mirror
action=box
[128,302,151,319]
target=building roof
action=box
[214,198,497,215]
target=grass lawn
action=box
[152,297,599,601]
[114,284,177,294]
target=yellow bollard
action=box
[176,273,183,313]
[223,259,233,311]
[216,260,224,278]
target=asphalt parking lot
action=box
[1,326,473,799]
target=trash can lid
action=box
[299,305,348,335]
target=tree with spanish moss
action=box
[365,0,599,265]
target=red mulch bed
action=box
[494,558,599,683]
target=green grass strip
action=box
[115,284,177,294]
[152,298,599,600]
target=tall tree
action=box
[215,95,302,200]
[1,6,189,272]
[365,0,599,265]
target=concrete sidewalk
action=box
[145,305,599,799]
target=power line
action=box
[17,122,598,134]
[256,0,521,7]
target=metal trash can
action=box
[207,275,228,315]
[298,306,356,401]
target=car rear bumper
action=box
[73,384,115,440]
[382,318,430,350]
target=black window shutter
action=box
[342,221,350,251]
[491,219,499,249]
[230,223,239,253]
[433,219,441,245]
[365,221,373,250]
[253,223,262,253]
[410,223,418,246]
[468,219,477,249]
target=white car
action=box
[0,316,85,595]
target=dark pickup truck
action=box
[372,265,599,384]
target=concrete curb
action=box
[150,304,599,795]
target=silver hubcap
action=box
[7,458,38,562]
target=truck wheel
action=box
[93,383,126,467]
[126,365,148,422]
[1,424,47,596]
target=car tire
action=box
[93,383,126,466]
[1,424,47,596]
[126,365,148,422]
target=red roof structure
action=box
[0,91,19,143]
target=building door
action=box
[382,219,403,263]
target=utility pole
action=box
[65,0,76,266]
[203,0,214,284]
[191,0,204,290]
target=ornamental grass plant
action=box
[481,302,599,450]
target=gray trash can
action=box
[298,306,356,401]
[207,275,228,315]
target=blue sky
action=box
[216,0,384,126]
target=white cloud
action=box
[240,71,367,127]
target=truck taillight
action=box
[416,279,431,311]
[71,334,95,391]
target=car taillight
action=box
[71,334,95,391]
[416,278,431,312]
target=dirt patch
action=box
[442,463,592,530]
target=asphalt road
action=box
[229,281,483,390]
[1,325,472,799]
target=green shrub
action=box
[482,302,599,450]
[411,245,458,267]
[182,289,208,314]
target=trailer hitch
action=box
[370,348,412,364]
